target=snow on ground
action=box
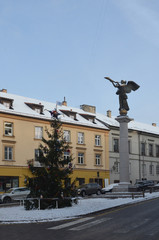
[1,192,159,224]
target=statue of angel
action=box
[104,77,140,115]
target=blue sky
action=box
[0,0,159,125]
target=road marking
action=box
[48,217,94,230]
[114,219,150,234]
[69,218,112,231]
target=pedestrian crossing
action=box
[47,216,159,236]
[48,217,93,230]
[69,218,112,231]
[48,217,112,231]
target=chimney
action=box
[152,123,157,127]
[62,97,67,106]
[107,110,111,118]
[80,104,96,114]
[0,89,7,93]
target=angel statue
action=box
[104,77,140,115]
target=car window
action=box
[14,189,21,193]
[6,188,13,193]
[20,188,28,191]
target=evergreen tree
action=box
[26,116,73,203]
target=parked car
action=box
[102,183,119,193]
[153,183,159,189]
[0,187,30,203]
[135,180,154,191]
[77,183,102,197]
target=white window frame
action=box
[78,153,84,164]
[35,126,43,139]
[113,161,119,173]
[78,132,84,144]
[35,108,41,114]
[64,151,70,161]
[4,122,13,136]
[4,146,13,160]
[3,102,10,108]
[64,130,70,142]
[95,154,101,165]
[95,135,101,146]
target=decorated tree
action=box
[25,111,74,209]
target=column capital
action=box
[115,115,133,124]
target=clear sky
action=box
[0,0,159,125]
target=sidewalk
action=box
[0,192,159,224]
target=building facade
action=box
[96,110,159,185]
[0,90,109,192]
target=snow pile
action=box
[0,192,159,224]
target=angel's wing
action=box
[125,81,140,93]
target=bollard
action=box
[38,198,41,210]
[142,190,145,198]
[56,200,58,209]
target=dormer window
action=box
[3,102,10,108]
[35,108,41,114]
[25,102,44,114]
[80,113,96,124]
[0,97,14,109]
[60,110,78,121]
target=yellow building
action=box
[0,89,109,192]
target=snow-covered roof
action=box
[96,113,159,136]
[1,91,159,136]
[0,91,108,130]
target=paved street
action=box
[1,198,159,240]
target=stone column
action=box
[115,115,133,191]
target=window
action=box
[78,178,85,185]
[60,110,77,120]
[35,108,41,114]
[64,151,70,161]
[141,142,146,156]
[78,132,84,144]
[35,127,43,139]
[95,154,101,165]
[4,122,13,136]
[64,130,70,142]
[95,135,101,146]
[3,102,10,108]
[113,139,119,152]
[156,165,159,175]
[78,153,84,164]
[113,161,119,173]
[0,176,19,192]
[149,144,153,156]
[149,164,154,175]
[0,97,14,109]
[25,102,44,114]
[156,145,159,157]
[4,146,13,160]
[35,149,41,161]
